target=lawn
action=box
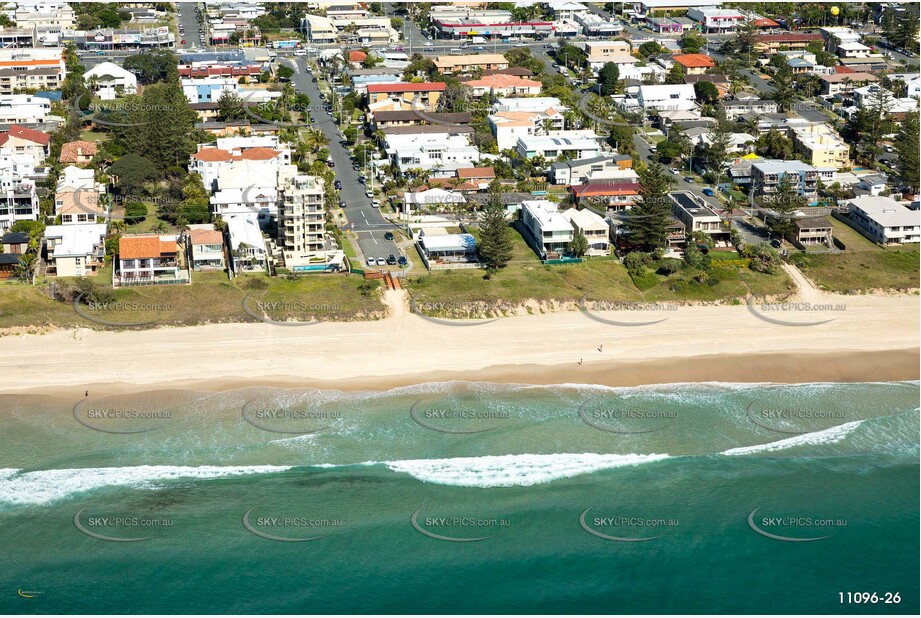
[404,230,793,318]
[793,218,920,293]
[0,268,386,331]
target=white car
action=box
[371,199,381,208]
[366,257,375,267]
[424,41,434,47]
[365,190,374,198]
[294,49,307,56]
[376,258,386,266]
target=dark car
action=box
[312,77,318,83]
[334,180,342,189]
[397,256,408,267]
[326,160,334,167]
[386,254,397,265]
[384,231,394,241]
[339,199,346,208]
[770,239,782,249]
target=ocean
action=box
[1,381,918,614]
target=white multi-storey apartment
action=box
[845,196,921,245]
[384,131,481,174]
[277,172,326,260]
[43,223,107,277]
[0,48,66,95]
[520,200,574,259]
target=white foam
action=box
[381,452,670,487]
[0,465,293,506]
[721,421,864,456]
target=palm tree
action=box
[154,220,169,233]
[14,253,37,284]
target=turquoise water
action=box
[1,381,918,614]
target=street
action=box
[287,58,403,267]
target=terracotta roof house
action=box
[0,124,51,163]
[188,226,226,271]
[348,50,368,65]
[672,53,716,75]
[59,140,98,165]
[116,234,186,286]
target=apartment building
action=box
[845,196,921,245]
[520,200,574,259]
[636,84,697,111]
[226,212,267,272]
[686,7,745,33]
[516,131,605,161]
[791,124,850,169]
[0,48,66,95]
[0,94,53,124]
[384,131,480,174]
[753,33,823,54]
[549,154,635,185]
[366,82,445,113]
[489,107,565,151]
[83,62,138,100]
[433,54,509,76]
[751,159,833,200]
[43,223,107,277]
[0,125,50,164]
[584,40,633,70]
[277,173,326,260]
[463,74,542,98]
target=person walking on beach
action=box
[578,358,583,365]
[84,390,88,398]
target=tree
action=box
[637,41,663,59]
[122,50,177,85]
[664,62,685,85]
[624,164,673,252]
[679,32,705,54]
[883,4,920,52]
[693,81,719,104]
[764,173,802,238]
[276,65,295,81]
[569,229,589,258]
[13,253,37,284]
[109,155,158,193]
[477,193,514,270]
[217,90,246,121]
[770,62,795,112]
[597,62,620,96]
[755,128,794,160]
[895,112,920,193]
[123,202,148,225]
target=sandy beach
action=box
[3,264,919,396]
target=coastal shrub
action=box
[748,242,782,274]
[656,258,682,275]
[244,277,269,290]
[628,267,660,291]
[683,245,711,270]
[623,251,652,271]
[788,252,808,267]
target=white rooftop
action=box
[226,213,266,252]
[522,200,573,233]
[847,196,920,228]
[44,223,106,257]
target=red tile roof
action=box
[59,140,98,163]
[189,228,224,245]
[348,50,367,63]
[673,53,716,68]
[119,236,177,260]
[571,183,641,198]
[456,167,495,179]
[367,82,447,94]
[1,124,51,146]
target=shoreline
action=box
[7,348,919,400]
[5,282,919,398]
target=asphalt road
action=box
[176,2,204,49]
[286,58,403,267]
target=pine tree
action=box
[625,164,673,252]
[770,62,795,112]
[765,173,802,238]
[478,193,514,270]
[895,112,920,193]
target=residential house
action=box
[819,72,877,96]
[672,53,716,76]
[0,94,53,124]
[489,107,565,151]
[669,191,730,245]
[516,130,605,161]
[188,225,225,271]
[561,207,610,255]
[686,7,745,32]
[753,33,823,54]
[683,74,731,98]
[59,140,98,166]
[417,231,478,268]
[43,223,107,277]
[0,125,50,165]
[116,234,184,285]
[226,212,268,272]
[569,182,641,209]
[55,190,104,225]
[83,62,138,100]
[520,200,574,259]
[1,231,29,254]
[384,130,481,174]
[722,98,779,120]
[493,97,568,114]
[791,216,834,246]
[845,195,921,244]
[637,84,697,111]
[549,154,635,185]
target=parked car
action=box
[669,168,679,175]
[683,176,694,183]
[334,180,342,189]
[424,41,433,47]
[366,257,375,267]
[384,231,394,240]
[386,254,397,265]
[376,257,386,266]
[365,190,374,198]
[770,239,782,249]
[181,39,186,44]
[371,199,380,208]
[702,187,715,196]
[326,160,334,167]
[339,200,346,208]
[397,256,408,267]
